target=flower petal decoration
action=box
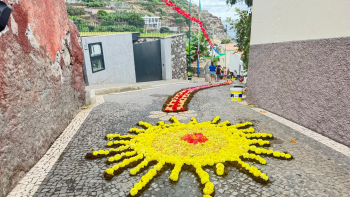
[162,82,234,112]
[85,117,293,197]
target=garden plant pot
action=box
[188,76,192,80]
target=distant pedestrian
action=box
[234,70,238,79]
[223,67,228,81]
[209,62,216,84]
[216,65,221,82]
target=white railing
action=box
[65,0,82,3]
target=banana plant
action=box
[186,32,210,63]
[186,43,196,64]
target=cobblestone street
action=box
[15,83,350,197]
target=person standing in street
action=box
[234,70,238,79]
[223,67,228,82]
[209,62,216,84]
[216,65,221,82]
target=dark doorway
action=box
[133,40,162,82]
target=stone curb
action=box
[85,81,190,105]
[238,97,350,157]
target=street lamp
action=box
[0,1,12,32]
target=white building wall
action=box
[82,33,136,85]
[251,0,350,45]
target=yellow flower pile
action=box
[216,163,225,176]
[203,181,215,195]
[105,154,144,175]
[106,133,136,140]
[128,128,145,134]
[88,116,293,197]
[92,145,130,156]
[211,116,221,124]
[138,121,153,128]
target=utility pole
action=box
[197,0,201,77]
[225,25,227,68]
[188,0,192,72]
[211,26,214,62]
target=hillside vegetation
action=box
[66,0,228,38]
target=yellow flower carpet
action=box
[85,116,293,197]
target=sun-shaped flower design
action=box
[85,116,293,197]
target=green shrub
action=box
[221,39,231,44]
[160,27,170,33]
[100,13,145,28]
[84,1,107,7]
[66,3,85,16]
[175,17,185,24]
[146,5,155,13]
[97,10,108,18]
[69,16,89,23]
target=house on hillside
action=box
[142,15,161,31]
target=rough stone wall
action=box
[0,1,85,197]
[171,34,187,80]
[134,34,187,80]
[247,37,350,147]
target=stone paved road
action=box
[33,83,350,197]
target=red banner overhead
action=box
[162,0,214,48]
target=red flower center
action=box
[181,133,208,144]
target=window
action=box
[88,42,105,73]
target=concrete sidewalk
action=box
[85,79,189,105]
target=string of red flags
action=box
[162,0,214,48]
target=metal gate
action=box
[133,40,162,82]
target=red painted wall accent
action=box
[19,0,69,62]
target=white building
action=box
[142,15,161,30]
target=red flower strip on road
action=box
[162,81,234,112]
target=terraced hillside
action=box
[66,0,230,38]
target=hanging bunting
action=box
[162,0,216,50]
